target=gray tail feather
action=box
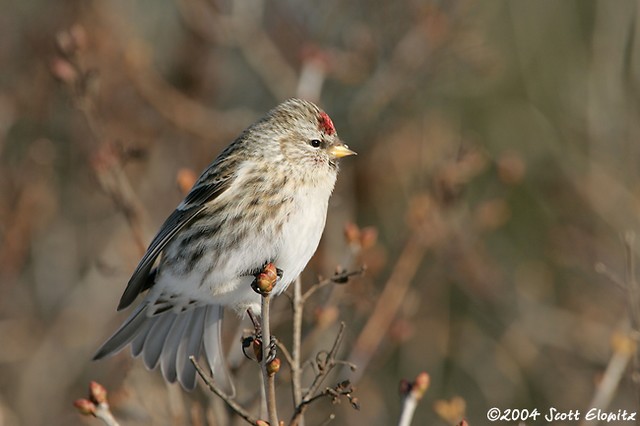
[93,304,235,394]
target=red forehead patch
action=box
[318,112,336,135]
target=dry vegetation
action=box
[2,0,640,425]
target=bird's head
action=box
[259,98,356,170]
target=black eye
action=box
[310,139,322,148]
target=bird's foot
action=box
[265,336,278,364]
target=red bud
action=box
[267,358,281,376]
[89,381,107,404]
[74,398,96,416]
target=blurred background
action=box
[2,0,640,424]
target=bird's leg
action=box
[244,307,264,361]
[247,307,261,333]
[265,336,278,363]
[247,307,277,363]
[244,304,277,363]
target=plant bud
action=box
[55,31,75,55]
[50,58,78,84]
[611,331,636,356]
[253,263,278,294]
[412,372,430,400]
[344,222,361,245]
[359,227,378,249]
[74,398,96,416]
[266,358,281,376]
[69,24,88,52]
[89,381,107,404]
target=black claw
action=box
[241,336,255,360]
[276,268,284,279]
[265,336,278,364]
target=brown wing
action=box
[117,175,232,310]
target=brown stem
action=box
[301,267,366,304]
[623,232,640,417]
[291,276,304,411]
[260,294,279,426]
[348,236,427,381]
[290,323,347,426]
[303,323,346,400]
[190,356,258,425]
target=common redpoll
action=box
[94,98,355,393]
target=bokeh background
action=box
[2,0,640,425]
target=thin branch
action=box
[398,373,430,426]
[348,236,427,381]
[260,294,279,426]
[52,27,149,256]
[276,339,294,369]
[595,262,627,291]
[588,232,640,425]
[397,396,418,426]
[175,0,297,99]
[303,322,346,401]
[301,267,366,304]
[292,276,304,411]
[319,414,336,426]
[292,379,359,426]
[624,232,640,330]
[580,337,634,426]
[287,269,363,426]
[122,40,252,141]
[190,356,258,425]
[290,323,351,426]
[74,381,121,426]
[623,231,640,413]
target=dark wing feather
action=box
[117,176,232,310]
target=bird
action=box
[93,98,356,393]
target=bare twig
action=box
[319,414,336,425]
[287,269,363,426]
[349,236,427,381]
[292,276,304,412]
[624,231,640,328]
[260,293,280,426]
[623,231,640,413]
[303,323,346,400]
[595,262,627,291]
[580,333,634,426]
[398,372,430,426]
[190,356,259,425]
[175,0,297,100]
[290,322,353,426]
[301,267,366,304]
[292,379,359,426]
[122,40,252,141]
[589,232,640,425]
[73,381,121,426]
[276,339,294,369]
[52,26,149,256]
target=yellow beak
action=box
[328,143,357,158]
